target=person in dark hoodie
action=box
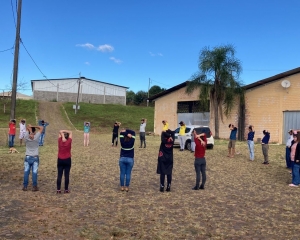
[157,129,175,192]
[119,129,135,192]
[261,130,270,165]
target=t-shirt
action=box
[179,125,186,136]
[162,122,169,131]
[58,138,72,159]
[9,122,16,135]
[140,122,146,132]
[230,127,237,140]
[286,134,293,147]
[38,120,49,134]
[247,131,255,141]
[84,125,90,133]
[262,133,270,144]
[25,132,41,156]
[194,134,207,158]
[291,142,297,161]
[19,123,26,133]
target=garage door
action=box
[283,111,300,144]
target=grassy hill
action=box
[62,102,154,133]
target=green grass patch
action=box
[63,102,154,133]
[0,99,38,127]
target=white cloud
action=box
[85,62,90,65]
[149,51,163,57]
[109,57,122,64]
[97,44,114,52]
[76,43,95,49]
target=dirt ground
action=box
[0,102,299,239]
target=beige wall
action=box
[154,87,200,133]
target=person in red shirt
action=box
[192,129,207,190]
[8,119,16,147]
[56,130,72,194]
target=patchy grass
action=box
[0,134,299,239]
[62,102,154,133]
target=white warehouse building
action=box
[31,77,128,105]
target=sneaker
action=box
[121,187,125,191]
[192,186,199,190]
[166,184,171,192]
[32,186,39,191]
[125,187,129,192]
[160,185,164,192]
[64,190,70,193]
[262,162,269,165]
[289,184,299,187]
[22,186,27,191]
[56,190,61,194]
[199,185,205,190]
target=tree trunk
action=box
[214,94,219,139]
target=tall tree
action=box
[186,44,243,138]
[149,85,165,97]
[134,90,147,105]
[126,90,136,105]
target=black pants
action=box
[57,158,72,190]
[194,157,206,187]
[140,132,146,147]
[160,174,172,186]
[112,133,118,146]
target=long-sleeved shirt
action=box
[294,143,300,164]
[262,133,270,144]
[120,129,136,158]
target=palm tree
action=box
[186,44,244,139]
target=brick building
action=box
[149,67,300,143]
[31,77,128,105]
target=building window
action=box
[177,101,210,113]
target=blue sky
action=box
[1,0,300,96]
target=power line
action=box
[10,0,17,28]
[0,46,14,53]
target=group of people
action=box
[8,119,49,148]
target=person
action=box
[190,128,195,153]
[22,124,44,191]
[57,130,73,193]
[247,125,255,161]
[112,121,121,147]
[157,129,175,192]
[285,129,294,169]
[38,120,49,146]
[162,120,169,131]
[261,130,270,165]
[228,124,237,158]
[19,119,26,146]
[139,118,147,148]
[178,121,186,151]
[289,132,299,186]
[8,119,16,148]
[119,128,135,191]
[192,129,207,190]
[83,121,90,147]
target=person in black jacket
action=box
[157,129,175,192]
[292,133,300,187]
[112,121,121,147]
[119,129,135,192]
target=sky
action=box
[1,0,300,96]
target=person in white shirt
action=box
[139,118,147,148]
[286,129,294,169]
[19,119,26,146]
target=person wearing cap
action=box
[285,129,294,169]
[112,121,121,147]
[38,120,49,146]
[162,120,169,131]
[139,118,147,148]
[19,119,27,146]
[261,130,270,165]
[8,119,16,148]
[178,121,186,151]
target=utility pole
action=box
[75,74,82,114]
[147,78,150,107]
[10,0,23,120]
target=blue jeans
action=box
[286,147,291,168]
[23,156,39,187]
[247,140,254,160]
[119,157,134,187]
[9,134,15,147]
[292,164,300,185]
[39,133,45,146]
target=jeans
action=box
[292,164,300,185]
[262,144,269,163]
[194,157,206,187]
[247,140,254,160]
[286,147,292,168]
[57,158,72,190]
[139,132,146,147]
[23,156,39,187]
[119,157,134,187]
[191,142,195,152]
[179,135,185,150]
[39,133,45,146]
[9,134,15,147]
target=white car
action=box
[174,125,214,150]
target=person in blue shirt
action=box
[247,125,255,161]
[119,129,135,192]
[83,122,90,146]
[261,130,270,165]
[228,124,238,158]
[38,120,49,146]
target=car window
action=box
[194,127,211,138]
[174,127,180,133]
[185,127,191,133]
